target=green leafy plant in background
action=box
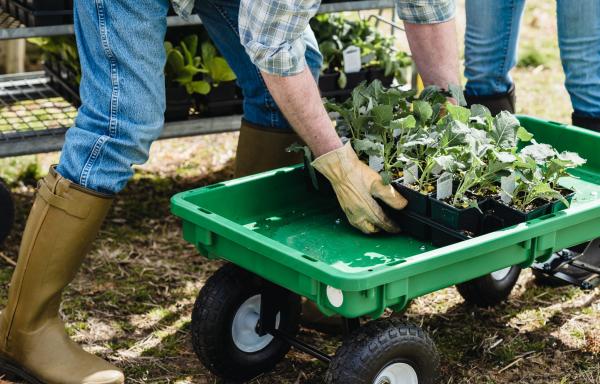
[324,80,587,212]
[164,35,236,95]
[310,14,411,88]
[29,37,81,85]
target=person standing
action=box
[0,0,459,383]
[464,0,600,132]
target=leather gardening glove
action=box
[312,142,408,234]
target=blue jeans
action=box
[58,0,322,194]
[464,0,600,118]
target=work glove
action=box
[312,142,408,234]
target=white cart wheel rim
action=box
[374,362,419,384]
[491,267,512,281]
[231,294,280,353]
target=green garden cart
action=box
[171,116,600,384]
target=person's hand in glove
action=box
[312,142,408,234]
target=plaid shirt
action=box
[172,0,455,76]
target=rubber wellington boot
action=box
[465,84,516,115]
[234,119,305,177]
[0,167,124,384]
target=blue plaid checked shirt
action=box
[172,0,455,76]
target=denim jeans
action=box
[464,0,600,118]
[58,0,322,194]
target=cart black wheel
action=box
[456,266,521,307]
[191,263,301,382]
[325,318,440,384]
[0,179,14,245]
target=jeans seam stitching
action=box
[80,0,119,187]
[96,0,119,139]
[498,0,515,90]
[80,135,109,187]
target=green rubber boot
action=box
[0,167,124,384]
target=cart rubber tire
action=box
[456,266,521,307]
[0,179,14,246]
[325,318,440,384]
[191,263,301,382]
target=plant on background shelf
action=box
[311,14,411,89]
[164,34,236,94]
[30,36,81,85]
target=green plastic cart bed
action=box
[171,116,600,384]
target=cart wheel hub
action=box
[374,362,418,384]
[491,267,512,281]
[231,294,280,353]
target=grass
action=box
[0,1,598,383]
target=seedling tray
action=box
[9,0,72,26]
[171,117,600,319]
[43,62,80,107]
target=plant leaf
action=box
[520,143,556,163]
[353,138,384,157]
[516,126,534,142]
[337,71,348,89]
[371,105,394,126]
[445,103,471,124]
[206,57,237,84]
[413,100,433,123]
[448,84,467,106]
[557,151,587,167]
[186,80,211,95]
[491,111,520,148]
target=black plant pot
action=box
[165,86,192,122]
[489,198,552,228]
[430,197,483,234]
[319,71,368,102]
[368,68,394,87]
[318,71,339,94]
[551,188,576,213]
[390,182,432,241]
[21,0,72,11]
[11,0,72,26]
[346,70,369,90]
[392,182,430,216]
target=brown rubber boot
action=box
[465,84,516,115]
[234,119,304,177]
[0,167,124,384]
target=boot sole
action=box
[0,358,45,384]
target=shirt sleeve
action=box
[396,0,456,24]
[239,0,320,76]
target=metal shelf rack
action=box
[0,0,394,40]
[0,0,395,159]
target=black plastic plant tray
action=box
[16,0,72,11]
[488,199,552,229]
[398,210,469,245]
[368,68,394,87]
[199,99,243,117]
[43,63,80,107]
[10,0,72,26]
[551,189,576,213]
